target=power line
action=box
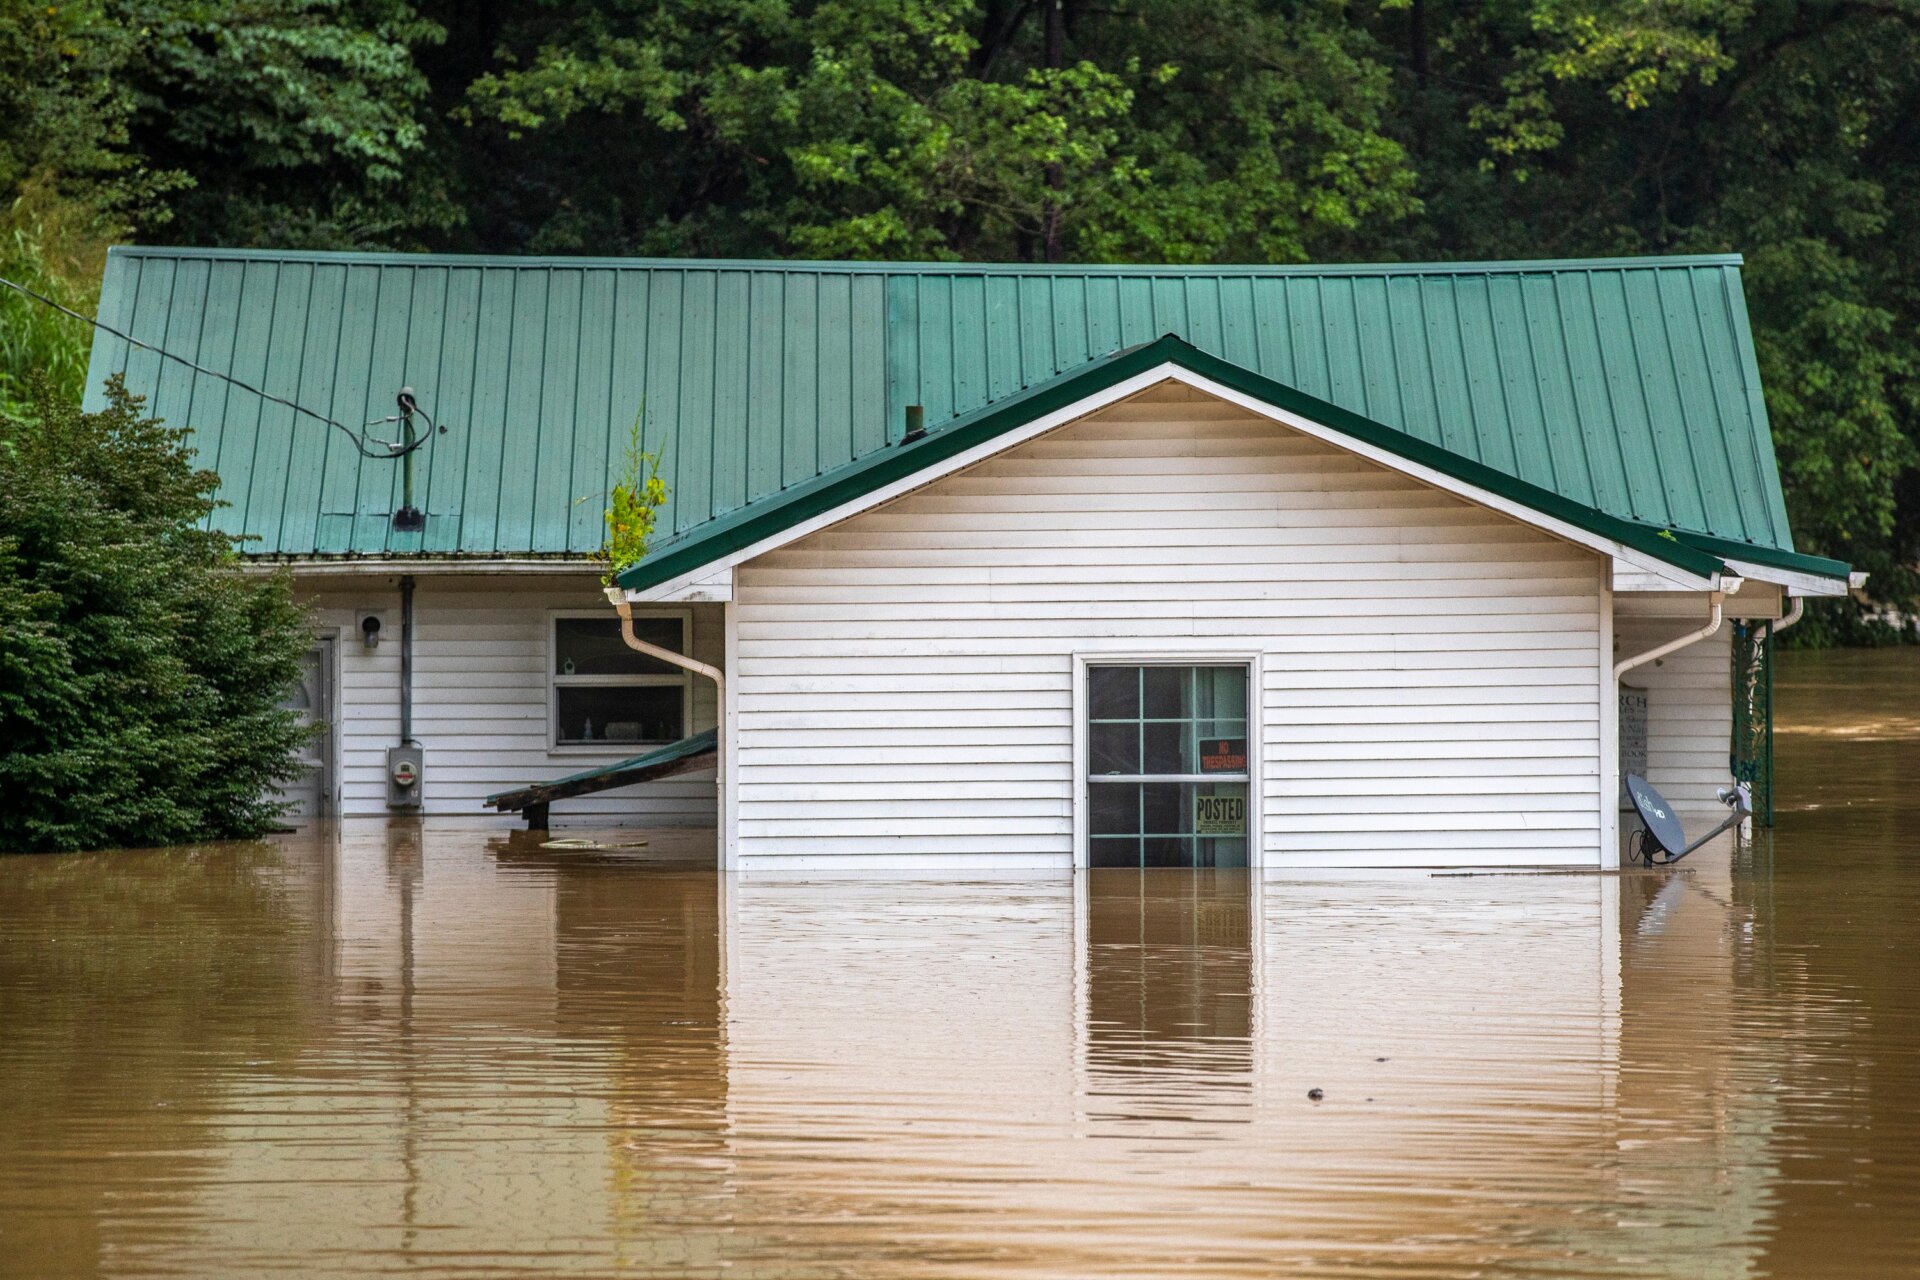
[0,274,432,459]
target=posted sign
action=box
[1194,793,1246,836]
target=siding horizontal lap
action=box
[304,579,723,823]
[732,385,1606,867]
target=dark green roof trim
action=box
[619,335,1728,590]
[1719,273,1796,548]
[1670,531,1850,581]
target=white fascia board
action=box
[1164,368,1723,592]
[631,564,734,604]
[619,360,1720,601]
[1612,562,1725,593]
[1722,557,1851,598]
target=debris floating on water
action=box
[539,837,650,851]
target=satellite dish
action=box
[1625,772,1751,865]
[1625,773,1687,859]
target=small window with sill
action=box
[550,613,689,749]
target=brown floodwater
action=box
[2,650,1918,1278]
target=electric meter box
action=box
[386,744,424,809]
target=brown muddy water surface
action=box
[3,650,1919,1278]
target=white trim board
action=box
[1721,557,1850,598]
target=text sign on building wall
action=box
[1194,794,1246,836]
[1620,686,1649,810]
[1200,739,1247,773]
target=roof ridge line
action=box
[104,245,1746,276]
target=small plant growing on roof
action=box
[597,412,669,587]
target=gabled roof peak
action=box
[619,334,1734,591]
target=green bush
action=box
[0,377,314,852]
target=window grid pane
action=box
[1087,663,1250,868]
[554,685,685,745]
[555,616,684,677]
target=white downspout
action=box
[605,586,725,797]
[1771,594,1805,636]
[1613,585,1737,681]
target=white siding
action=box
[1613,593,1733,815]
[299,574,720,824]
[731,382,1608,870]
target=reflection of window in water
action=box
[1084,870,1254,1131]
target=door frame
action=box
[307,629,340,819]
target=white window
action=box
[548,611,691,751]
[1085,662,1251,868]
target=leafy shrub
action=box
[0,377,314,852]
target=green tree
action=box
[0,0,152,413]
[431,0,1417,262]
[0,377,315,852]
[0,0,459,410]
[115,0,458,247]
[1363,0,1920,626]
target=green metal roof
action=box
[85,246,1797,560]
[619,334,1731,590]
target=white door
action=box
[278,639,334,820]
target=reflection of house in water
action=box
[46,828,1840,1277]
[157,828,732,1275]
[536,844,729,1266]
[704,862,1818,1276]
[1610,838,1784,1276]
[713,872,1634,1274]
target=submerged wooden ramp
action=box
[485,729,717,829]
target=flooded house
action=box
[85,248,1853,870]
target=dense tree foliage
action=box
[0,378,314,851]
[2,0,1916,633]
